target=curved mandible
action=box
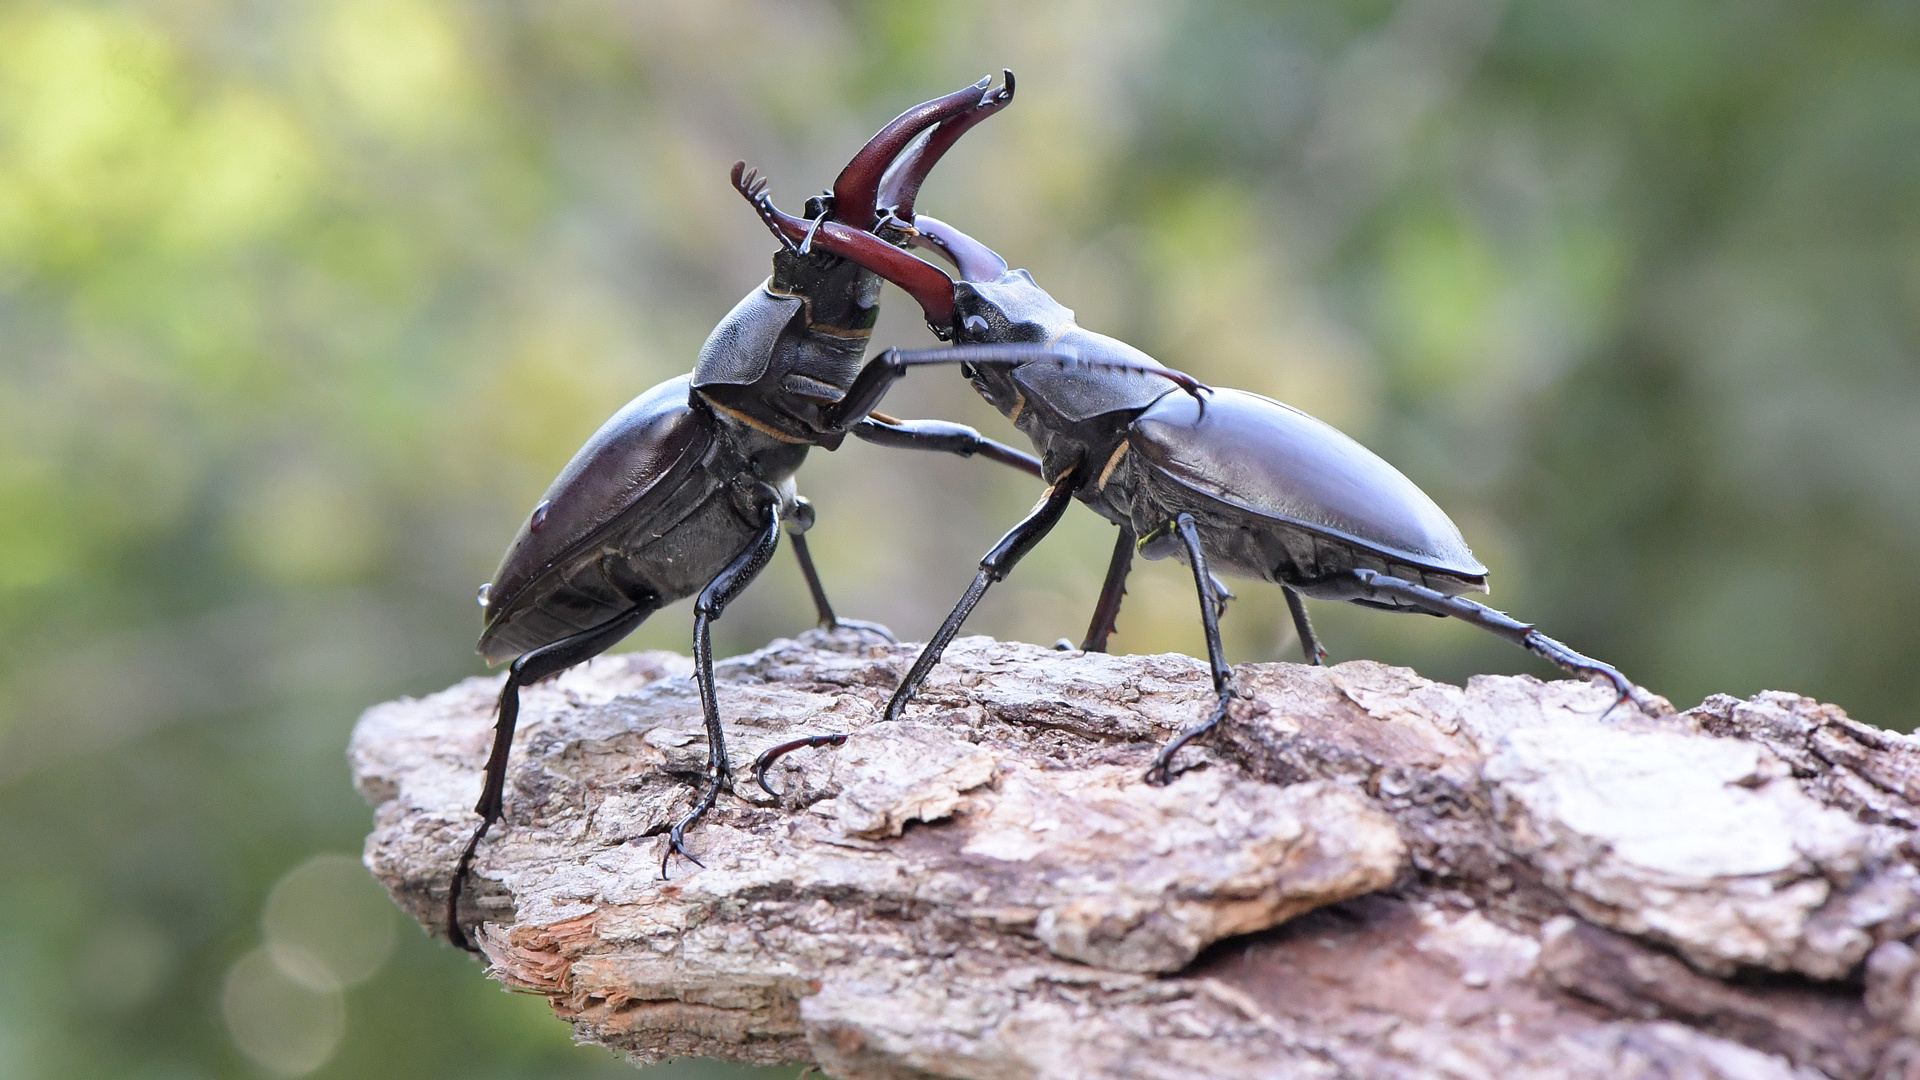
[877,70,1015,224]
[905,214,1008,284]
[831,76,994,230]
[813,226,958,330]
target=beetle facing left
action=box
[449,77,1037,950]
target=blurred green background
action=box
[2,0,1917,1077]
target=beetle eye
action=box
[962,315,990,340]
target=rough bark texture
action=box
[352,629,1920,1079]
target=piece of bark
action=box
[351,629,1920,1079]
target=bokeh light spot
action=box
[220,946,344,1077]
[261,853,396,991]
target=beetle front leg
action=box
[850,414,1043,478]
[827,346,1212,431]
[1145,514,1236,785]
[884,474,1081,723]
[666,497,786,876]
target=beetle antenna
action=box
[732,161,803,253]
[882,345,1212,408]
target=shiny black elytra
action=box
[448,77,1050,951]
[754,198,1648,794]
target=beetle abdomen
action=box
[476,472,761,663]
[478,375,737,664]
[1124,388,1488,591]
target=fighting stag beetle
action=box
[448,76,1045,950]
[754,197,1649,793]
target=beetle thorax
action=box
[697,398,812,485]
[958,361,1111,486]
[693,252,891,443]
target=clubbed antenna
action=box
[732,161,805,252]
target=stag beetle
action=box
[752,195,1648,793]
[448,76,1051,950]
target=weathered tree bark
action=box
[351,629,1920,1079]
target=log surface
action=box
[351,629,1920,1079]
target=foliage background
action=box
[2,1,1916,1077]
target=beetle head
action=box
[791,208,1062,349]
[730,72,1014,337]
[693,78,1013,421]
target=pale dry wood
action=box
[351,629,1920,1079]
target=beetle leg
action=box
[828,346,1211,433]
[850,414,1043,478]
[1283,585,1329,666]
[787,528,896,642]
[663,498,786,876]
[756,474,1074,792]
[1331,569,1644,715]
[884,475,1082,724]
[756,488,937,795]
[1210,574,1236,619]
[931,344,1212,404]
[1145,514,1236,785]
[752,732,850,799]
[448,604,652,951]
[1081,524,1137,652]
[795,210,829,255]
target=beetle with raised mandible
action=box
[745,78,1652,793]
[449,76,1048,950]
